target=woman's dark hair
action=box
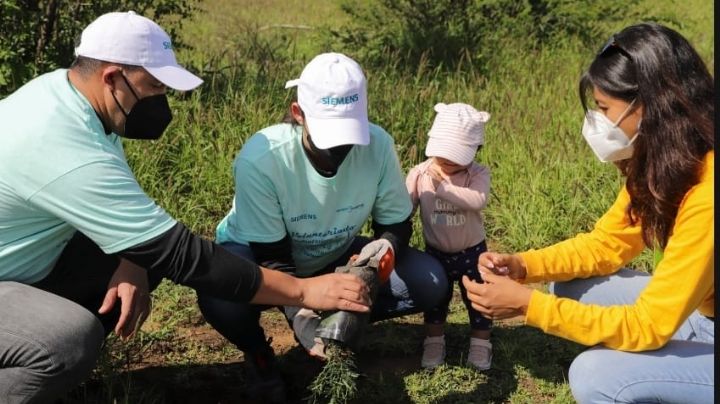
[579,23,714,249]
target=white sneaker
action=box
[421,335,446,369]
[468,338,492,370]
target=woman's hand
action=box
[462,271,532,320]
[299,273,371,313]
[477,251,527,280]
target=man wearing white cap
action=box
[203,52,448,401]
[0,12,370,403]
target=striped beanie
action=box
[425,102,490,165]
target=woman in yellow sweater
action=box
[463,23,714,403]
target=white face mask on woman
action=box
[581,99,638,162]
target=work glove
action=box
[352,238,394,284]
[316,258,381,346]
[284,306,327,360]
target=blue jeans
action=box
[424,241,492,331]
[197,237,448,354]
[551,269,714,404]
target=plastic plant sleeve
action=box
[314,256,381,346]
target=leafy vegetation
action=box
[0,0,196,96]
[329,0,657,72]
[308,343,359,404]
[1,0,711,402]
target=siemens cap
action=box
[75,11,203,91]
[285,52,369,149]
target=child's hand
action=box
[477,252,527,281]
[428,163,449,183]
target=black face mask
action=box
[304,132,353,177]
[111,74,173,140]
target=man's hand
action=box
[462,271,532,320]
[298,273,371,312]
[352,239,394,283]
[98,258,151,340]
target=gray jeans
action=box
[0,282,105,404]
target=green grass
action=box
[60,0,713,402]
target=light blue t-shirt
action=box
[216,123,412,276]
[0,69,176,283]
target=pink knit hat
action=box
[425,103,490,165]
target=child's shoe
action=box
[468,337,492,370]
[421,335,446,369]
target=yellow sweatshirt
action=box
[519,151,714,351]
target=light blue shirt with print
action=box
[0,69,176,283]
[216,123,412,277]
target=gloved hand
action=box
[352,239,394,284]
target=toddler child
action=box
[406,102,492,370]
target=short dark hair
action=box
[70,56,140,78]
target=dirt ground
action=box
[128,316,316,403]
[72,287,531,404]
[95,312,430,404]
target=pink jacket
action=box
[406,159,490,253]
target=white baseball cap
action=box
[285,52,369,149]
[74,11,203,91]
[425,103,490,165]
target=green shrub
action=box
[329,0,649,72]
[0,0,197,97]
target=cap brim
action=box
[285,79,300,88]
[145,65,203,91]
[305,116,370,149]
[425,137,476,165]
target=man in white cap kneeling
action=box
[200,51,449,402]
[0,12,370,403]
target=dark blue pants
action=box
[197,237,448,354]
[423,240,492,331]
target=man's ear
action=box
[290,102,305,125]
[100,65,122,89]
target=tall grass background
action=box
[131,0,713,260]
[66,0,713,402]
